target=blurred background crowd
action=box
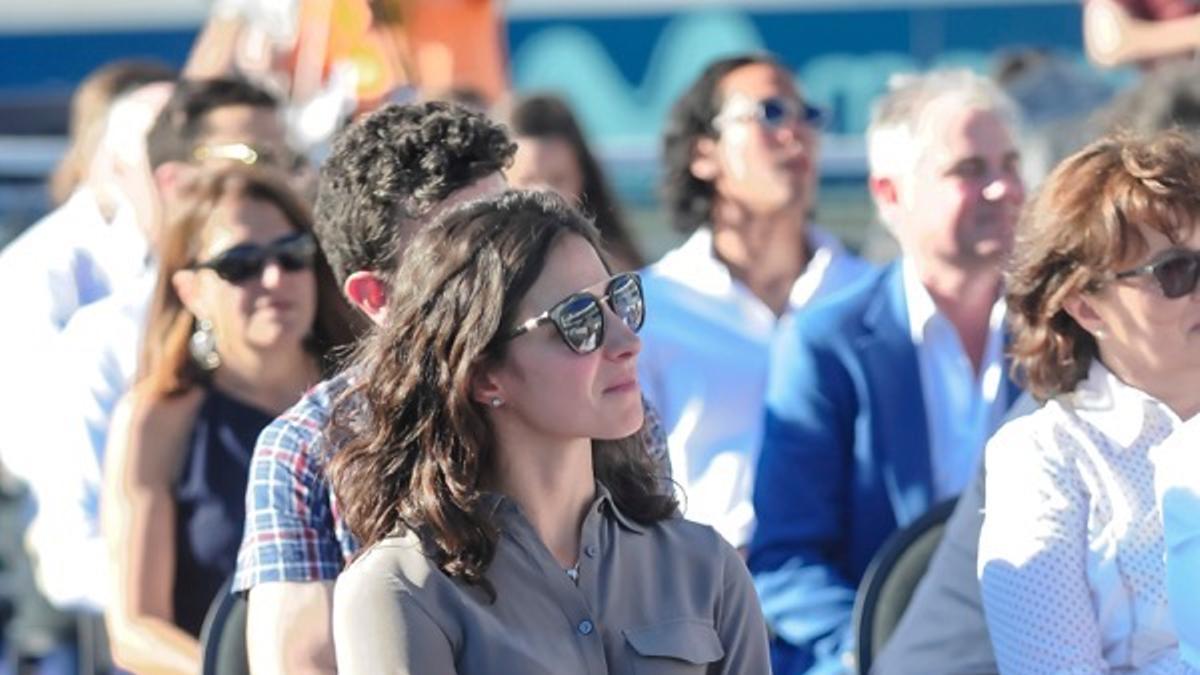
[0,0,1157,256]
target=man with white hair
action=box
[748,69,1027,675]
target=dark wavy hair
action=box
[139,165,360,397]
[661,53,781,233]
[313,101,516,287]
[327,190,676,594]
[145,76,279,170]
[1007,129,1200,400]
[507,93,644,269]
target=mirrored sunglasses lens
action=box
[610,276,645,331]
[760,98,790,127]
[1155,254,1200,298]
[556,296,604,353]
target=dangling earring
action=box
[190,318,221,371]
[489,397,503,408]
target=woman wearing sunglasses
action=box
[102,166,356,673]
[977,130,1200,673]
[327,190,769,674]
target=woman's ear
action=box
[1062,292,1108,338]
[470,360,506,409]
[172,268,205,320]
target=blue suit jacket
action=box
[748,262,1019,675]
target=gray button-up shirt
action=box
[333,484,771,674]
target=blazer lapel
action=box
[1002,330,1024,410]
[854,263,934,527]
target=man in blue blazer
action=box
[749,69,1027,675]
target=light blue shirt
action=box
[638,225,872,547]
[902,258,1009,500]
[0,188,149,482]
[24,273,153,611]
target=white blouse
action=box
[978,361,1197,674]
[1156,414,1200,669]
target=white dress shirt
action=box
[902,259,1009,499]
[1155,412,1200,669]
[637,225,872,547]
[23,273,153,611]
[979,361,1196,674]
[0,188,149,482]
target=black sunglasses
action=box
[714,95,825,132]
[505,272,646,354]
[1114,247,1200,300]
[192,232,317,283]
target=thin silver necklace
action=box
[565,560,581,584]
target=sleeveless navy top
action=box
[172,387,275,637]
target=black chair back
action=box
[851,498,958,674]
[198,577,249,675]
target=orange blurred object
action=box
[290,0,508,109]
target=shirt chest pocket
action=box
[622,619,725,674]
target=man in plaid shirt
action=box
[233,101,671,673]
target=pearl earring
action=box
[1094,329,1105,340]
[189,318,221,370]
[489,397,503,408]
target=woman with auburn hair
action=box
[978,130,1200,672]
[102,166,356,674]
[504,93,644,270]
[328,190,768,673]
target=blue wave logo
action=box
[509,6,1104,141]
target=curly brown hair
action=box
[327,190,676,594]
[313,101,516,286]
[1006,129,1200,400]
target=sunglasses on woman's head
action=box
[1114,247,1200,299]
[192,232,317,283]
[505,272,646,354]
[193,142,309,174]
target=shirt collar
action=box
[592,482,646,534]
[1067,360,1179,447]
[902,257,939,342]
[652,228,734,298]
[789,226,846,307]
[901,256,1006,343]
[654,224,845,305]
[485,481,646,535]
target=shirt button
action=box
[585,544,598,558]
[577,620,594,636]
